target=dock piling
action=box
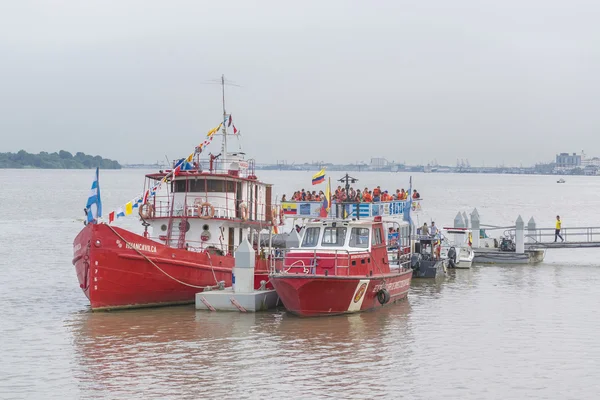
[515,216,525,254]
[471,208,480,248]
[527,217,537,244]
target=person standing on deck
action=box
[555,215,564,242]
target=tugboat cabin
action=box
[139,152,278,256]
[282,217,411,277]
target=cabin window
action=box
[301,227,320,247]
[173,179,237,193]
[321,227,347,247]
[173,180,187,192]
[206,180,236,192]
[349,228,370,248]
[372,226,383,246]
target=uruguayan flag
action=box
[85,167,102,224]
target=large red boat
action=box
[270,180,414,317]
[73,78,281,311]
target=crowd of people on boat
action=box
[281,186,421,203]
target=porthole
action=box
[179,221,190,232]
[161,224,168,231]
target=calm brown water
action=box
[1,169,600,399]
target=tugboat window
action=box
[349,228,369,248]
[322,227,347,247]
[372,227,383,245]
[301,227,320,247]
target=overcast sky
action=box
[1,0,599,167]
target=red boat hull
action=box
[270,270,413,317]
[72,224,272,310]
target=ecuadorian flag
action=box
[319,178,331,217]
[312,168,325,185]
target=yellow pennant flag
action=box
[185,153,194,162]
[125,201,133,215]
[207,123,222,137]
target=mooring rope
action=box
[105,224,219,290]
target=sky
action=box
[1,0,599,167]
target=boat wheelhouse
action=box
[140,152,279,257]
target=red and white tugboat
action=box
[72,77,282,310]
[270,174,414,317]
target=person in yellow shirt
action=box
[554,215,564,242]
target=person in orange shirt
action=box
[363,191,373,202]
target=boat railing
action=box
[517,226,600,244]
[279,199,421,219]
[166,155,256,179]
[148,193,277,223]
[146,235,277,261]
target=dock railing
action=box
[525,226,600,245]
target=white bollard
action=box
[527,217,536,245]
[515,215,525,254]
[454,212,465,244]
[471,208,480,249]
[454,212,464,228]
[233,238,255,293]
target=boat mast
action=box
[221,74,228,166]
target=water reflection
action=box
[67,301,414,398]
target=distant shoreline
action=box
[0,150,121,169]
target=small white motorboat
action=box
[439,227,475,268]
[557,178,566,183]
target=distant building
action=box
[370,157,389,169]
[582,156,600,167]
[555,152,581,170]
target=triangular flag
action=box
[108,211,115,223]
[228,115,232,127]
[125,201,133,215]
[233,125,238,134]
[116,208,125,218]
[185,153,194,162]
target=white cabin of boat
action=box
[140,152,276,256]
[282,217,412,276]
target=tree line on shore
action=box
[0,150,121,169]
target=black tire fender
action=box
[377,288,391,305]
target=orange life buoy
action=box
[197,202,215,219]
[239,203,248,221]
[139,203,154,219]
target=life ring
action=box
[377,288,391,305]
[240,203,248,221]
[139,203,154,219]
[197,202,215,219]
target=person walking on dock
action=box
[554,215,564,242]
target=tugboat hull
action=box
[72,223,272,311]
[270,270,412,317]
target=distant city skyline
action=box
[2,1,600,166]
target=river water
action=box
[1,169,600,399]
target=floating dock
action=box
[473,248,545,265]
[195,239,279,312]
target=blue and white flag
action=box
[404,176,413,226]
[85,167,102,224]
